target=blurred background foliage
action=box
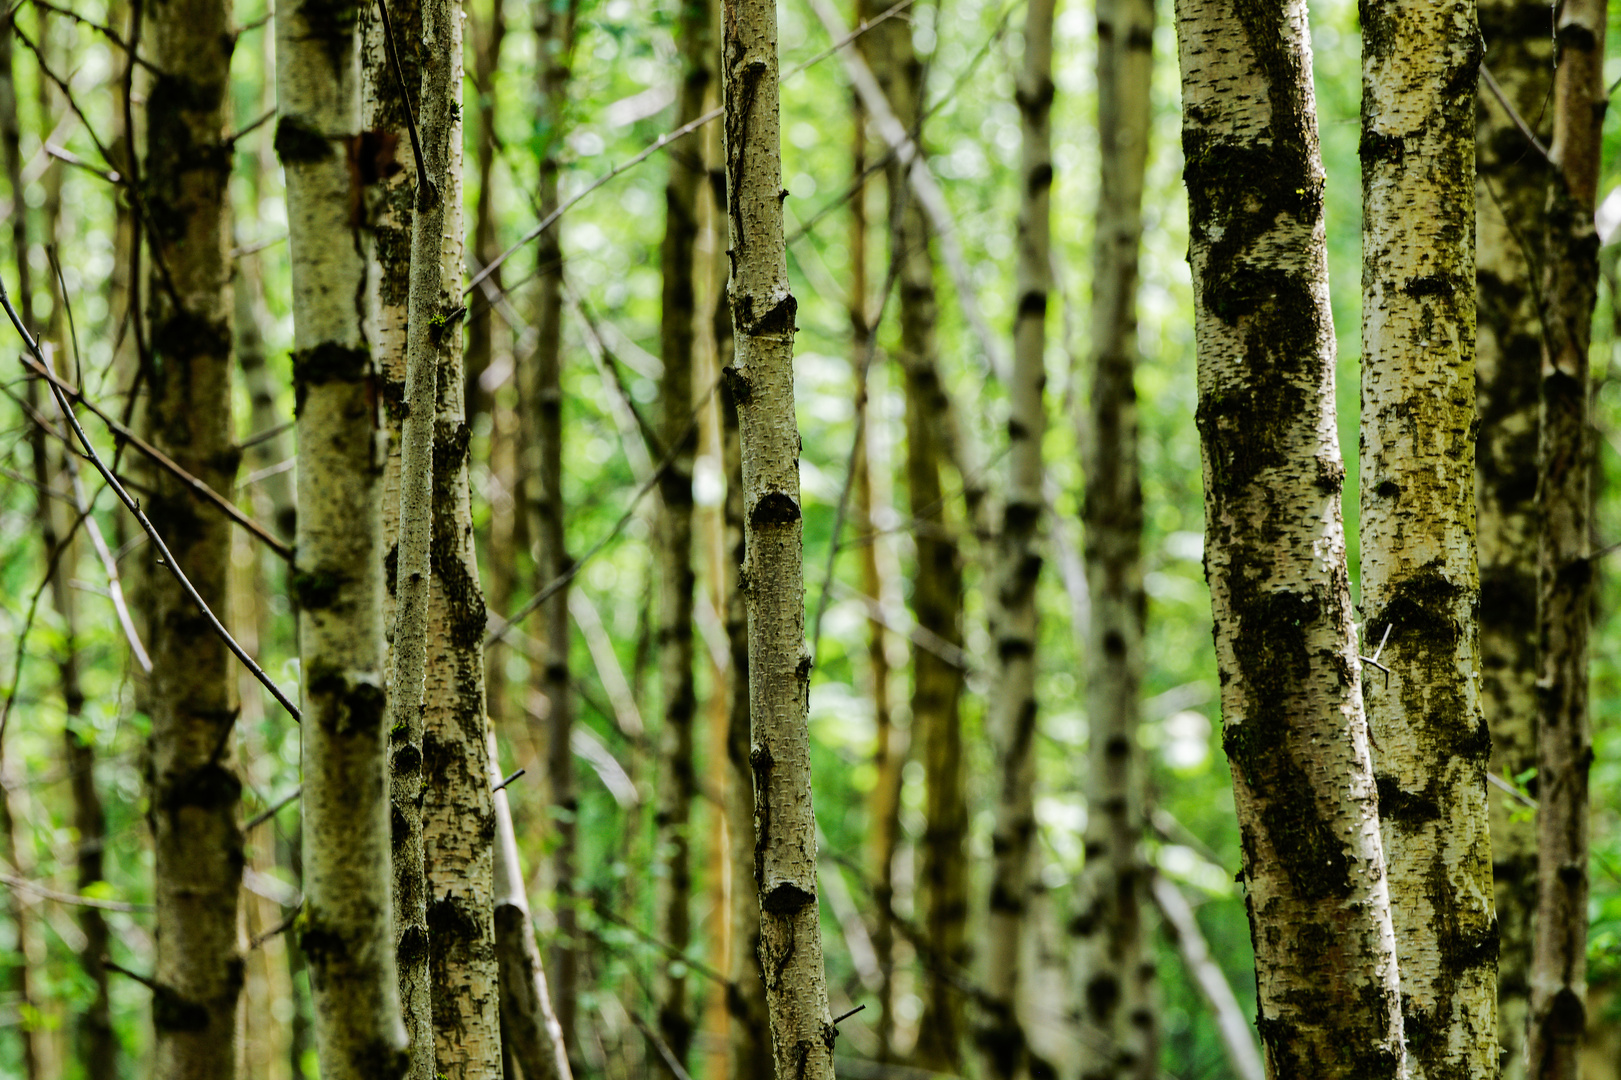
[0,0,1617,1074]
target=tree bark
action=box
[654,0,711,1062]
[1173,0,1407,1075]
[144,0,243,1071]
[402,1,504,1072]
[853,2,969,1067]
[722,0,838,1072]
[980,1,1054,1076]
[1076,0,1158,1074]
[1473,5,1552,1075]
[527,1,580,1056]
[1527,2,1605,1077]
[361,2,433,1069]
[714,140,776,1080]
[490,732,575,1080]
[1361,4,1496,1079]
[276,0,409,1070]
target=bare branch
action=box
[1,281,302,722]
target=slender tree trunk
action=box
[849,83,905,1067]
[654,0,711,1062]
[1473,7,1552,1076]
[276,0,409,1070]
[465,0,505,413]
[1361,5,1496,1080]
[1075,0,1156,1076]
[361,3,434,1070]
[722,0,837,1072]
[1173,0,1407,1075]
[980,2,1054,1076]
[398,1,505,1072]
[1527,2,1605,1076]
[144,0,243,1072]
[856,3,969,1065]
[714,145,776,1080]
[528,2,579,1055]
[490,733,575,1080]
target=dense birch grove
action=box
[2,0,1621,1076]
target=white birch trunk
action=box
[277,0,408,1071]
[981,1,1053,1075]
[1173,0,1406,1074]
[1361,4,1496,1078]
[722,0,837,1072]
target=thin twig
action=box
[21,354,294,562]
[1480,65,1551,163]
[0,870,152,913]
[245,787,302,830]
[229,107,277,144]
[27,0,159,70]
[375,0,431,199]
[249,904,302,950]
[630,1012,696,1080]
[491,768,525,793]
[66,461,152,673]
[1486,771,1537,810]
[464,0,918,298]
[1,281,302,722]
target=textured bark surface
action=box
[362,1,434,1072]
[490,733,574,1080]
[1361,3,1496,1078]
[722,0,837,1072]
[1173,0,1406,1076]
[654,0,710,1062]
[277,0,409,1071]
[1075,0,1155,1074]
[144,0,243,1072]
[526,1,579,1053]
[980,2,1053,1077]
[714,150,775,1080]
[1473,6,1551,1075]
[402,2,504,1072]
[1527,2,1604,1076]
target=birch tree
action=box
[144,0,242,1072]
[1474,5,1552,1074]
[527,1,581,1049]
[980,1,1054,1075]
[276,0,409,1071]
[1528,1,1605,1076]
[1075,0,1157,1072]
[853,1,969,1064]
[654,0,710,1059]
[723,0,837,1071]
[361,1,433,1070]
[1361,4,1496,1078]
[1173,0,1406,1074]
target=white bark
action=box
[1174,0,1406,1074]
[277,0,408,1071]
[723,0,837,1072]
[1361,4,1496,1079]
